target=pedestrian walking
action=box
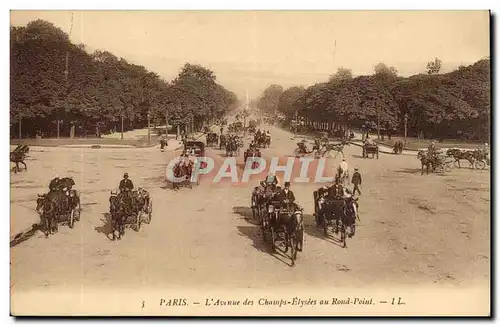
[351,167,362,195]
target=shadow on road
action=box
[351,154,364,159]
[302,213,344,248]
[232,206,260,226]
[237,225,268,254]
[394,168,425,175]
[94,213,113,240]
[236,225,295,267]
[10,223,40,248]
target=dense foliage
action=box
[257,59,490,141]
[10,20,239,138]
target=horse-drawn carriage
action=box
[228,122,243,133]
[244,147,261,169]
[265,200,303,266]
[206,133,218,148]
[225,135,241,157]
[11,144,29,173]
[313,187,357,248]
[362,143,379,159]
[256,190,304,266]
[108,188,152,240]
[293,141,322,159]
[36,177,81,238]
[172,141,206,189]
[417,150,454,175]
[254,132,270,148]
[184,141,206,157]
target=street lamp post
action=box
[121,113,124,140]
[147,112,151,145]
[404,113,408,145]
[377,111,380,140]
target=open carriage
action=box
[313,188,357,248]
[36,190,81,238]
[206,133,218,148]
[362,143,379,159]
[109,189,152,240]
[261,196,304,266]
[244,148,262,169]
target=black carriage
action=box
[225,137,238,157]
[109,190,152,240]
[261,198,304,265]
[244,148,262,169]
[172,161,200,189]
[184,141,206,157]
[362,143,379,159]
[36,190,81,237]
[206,133,218,147]
[313,189,356,248]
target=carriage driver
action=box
[119,173,134,193]
[278,181,302,212]
[364,135,375,146]
[49,174,61,193]
[265,172,279,188]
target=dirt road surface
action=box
[10,124,490,315]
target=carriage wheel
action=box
[135,211,142,231]
[475,160,486,170]
[68,209,75,229]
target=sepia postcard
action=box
[9,10,491,316]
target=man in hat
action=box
[351,167,362,196]
[49,174,61,193]
[119,173,134,193]
[119,172,135,211]
[279,182,296,206]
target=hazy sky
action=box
[10,10,490,100]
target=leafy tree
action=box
[329,67,353,83]
[10,19,238,138]
[277,86,306,119]
[426,57,442,75]
[257,84,283,116]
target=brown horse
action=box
[10,152,27,173]
[446,149,474,169]
[109,192,127,240]
[417,150,437,175]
